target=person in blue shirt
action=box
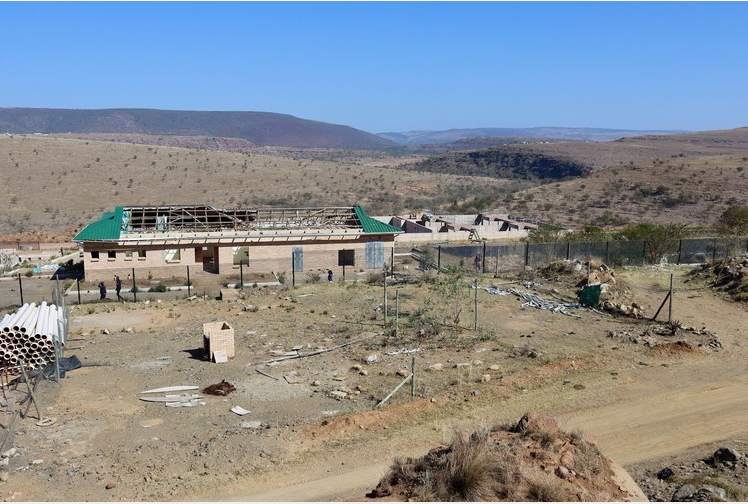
[99,281,107,300]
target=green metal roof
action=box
[74,206,123,241]
[354,206,402,234]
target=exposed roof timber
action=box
[123,205,361,233]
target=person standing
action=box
[115,275,123,301]
[98,281,107,300]
[327,269,333,282]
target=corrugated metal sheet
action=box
[366,241,384,269]
[354,206,402,234]
[73,206,123,241]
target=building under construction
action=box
[74,205,402,282]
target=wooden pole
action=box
[437,246,441,272]
[239,260,244,288]
[76,278,81,304]
[291,253,295,288]
[186,266,191,297]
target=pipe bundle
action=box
[0,302,66,375]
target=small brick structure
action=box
[203,321,235,361]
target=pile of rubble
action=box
[542,260,643,317]
[687,257,748,302]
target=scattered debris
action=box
[385,348,420,356]
[230,405,250,416]
[140,385,199,394]
[201,380,236,396]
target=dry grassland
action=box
[0,135,506,236]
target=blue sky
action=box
[1,2,747,134]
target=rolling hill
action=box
[378,127,687,145]
[0,107,397,150]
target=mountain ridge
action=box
[0,107,396,150]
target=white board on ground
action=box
[140,394,203,402]
[140,385,199,394]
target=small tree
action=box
[621,222,687,264]
[716,205,748,256]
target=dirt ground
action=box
[0,264,746,502]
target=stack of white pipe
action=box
[0,302,65,374]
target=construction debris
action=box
[201,380,236,396]
[482,287,582,318]
[0,302,66,374]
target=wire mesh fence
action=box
[421,236,748,274]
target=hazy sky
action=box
[2,2,747,134]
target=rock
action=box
[351,364,362,372]
[396,368,410,378]
[657,467,674,480]
[101,329,110,335]
[559,451,575,469]
[555,465,570,479]
[697,486,727,501]
[365,354,378,364]
[330,391,347,400]
[244,305,259,312]
[359,369,368,376]
[0,472,8,482]
[713,447,741,464]
[515,413,559,436]
[480,374,491,383]
[454,362,471,369]
[0,459,9,467]
[427,363,444,371]
[311,380,320,387]
[672,483,697,501]
[30,459,43,465]
[105,482,116,490]
[2,448,16,459]
[489,364,500,371]
[240,421,262,429]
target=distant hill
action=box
[378,127,687,145]
[0,107,397,149]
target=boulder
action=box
[515,413,558,436]
[713,447,741,464]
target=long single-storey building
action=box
[74,205,402,283]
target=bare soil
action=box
[0,265,746,501]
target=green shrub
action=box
[148,284,167,293]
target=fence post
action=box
[473,278,478,330]
[668,273,674,323]
[390,246,395,277]
[437,245,441,272]
[383,271,388,326]
[186,266,191,297]
[525,242,530,267]
[291,253,295,288]
[642,241,647,265]
[239,260,243,288]
[76,277,81,304]
[132,268,137,302]
[410,356,415,398]
[482,242,486,274]
[17,273,24,306]
[677,239,682,265]
[712,238,717,262]
[566,241,570,261]
[395,289,399,331]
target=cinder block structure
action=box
[74,205,402,282]
[202,321,235,360]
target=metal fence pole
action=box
[668,273,674,323]
[17,274,23,306]
[132,268,137,302]
[473,279,478,330]
[482,242,486,273]
[395,289,399,331]
[383,271,388,326]
[76,278,81,304]
[437,245,441,272]
[187,266,191,297]
[291,253,295,288]
[410,356,415,398]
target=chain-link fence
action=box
[420,236,748,274]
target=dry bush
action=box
[527,473,567,501]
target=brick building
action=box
[74,205,402,283]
